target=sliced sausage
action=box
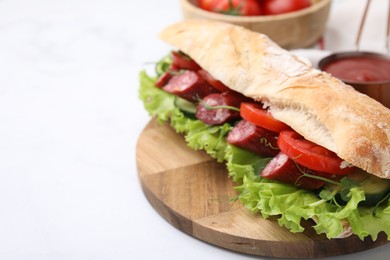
[171,51,201,71]
[196,92,249,125]
[198,69,231,92]
[261,152,326,190]
[155,71,172,88]
[227,120,279,157]
[163,70,217,102]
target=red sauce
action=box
[323,56,390,83]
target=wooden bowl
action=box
[180,0,331,49]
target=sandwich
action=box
[139,19,390,240]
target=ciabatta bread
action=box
[160,20,390,179]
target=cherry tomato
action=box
[205,0,263,16]
[263,0,311,15]
[240,102,290,132]
[277,130,354,175]
[198,0,215,11]
[198,69,231,92]
[171,51,201,71]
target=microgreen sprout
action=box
[259,137,279,150]
[293,160,362,207]
[202,102,241,112]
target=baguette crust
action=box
[160,20,390,179]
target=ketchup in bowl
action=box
[319,52,390,108]
[321,53,390,83]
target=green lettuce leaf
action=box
[139,70,390,241]
[139,71,176,122]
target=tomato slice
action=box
[171,51,201,71]
[198,69,231,92]
[240,102,290,133]
[277,130,353,175]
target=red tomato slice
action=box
[171,51,201,71]
[198,69,231,92]
[240,102,290,132]
[277,130,353,175]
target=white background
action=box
[0,0,390,259]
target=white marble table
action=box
[0,0,389,259]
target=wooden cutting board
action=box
[136,119,388,258]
